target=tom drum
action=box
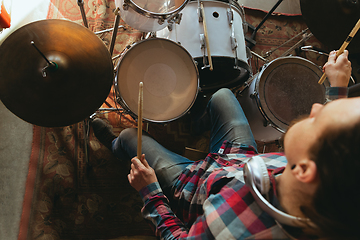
[115,38,199,123]
[238,56,328,142]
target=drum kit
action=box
[0,0,359,144]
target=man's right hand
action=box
[323,50,352,87]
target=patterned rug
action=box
[19,1,327,239]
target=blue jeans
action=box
[112,88,257,197]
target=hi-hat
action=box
[300,0,360,53]
[0,19,114,127]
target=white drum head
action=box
[116,38,199,123]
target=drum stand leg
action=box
[245,0,284,48]
[83,118,92,178]
[109,8,121,56]
[77,0,89,28]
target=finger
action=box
[131,162,136,171]
[336,50,350,65]
[131,157,145,170]
[140,154,150,168]
[327,50,337,63]
[127,173,132,183]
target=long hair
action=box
[303,121,360,239]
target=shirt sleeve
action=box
[325,87,348,102]
[139,182,212,239]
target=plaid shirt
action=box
[139,87,347,239]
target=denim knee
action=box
[210,88,233,102]
[118,127,137,141]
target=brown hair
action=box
[303,120,360,239]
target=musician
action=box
[92,50,358,239]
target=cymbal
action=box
[0,19,113,127]
[300,0,360,53]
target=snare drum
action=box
[115,0,188,32]
[238,56,328,142]
[157,0,251,92]
[115,38,199,123]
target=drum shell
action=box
[115,38,199,123]
[238,56,327,142]
[157,0,247,61]
[157,0,250,92]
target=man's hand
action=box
[128,154,158,191]
[323,50,352,87]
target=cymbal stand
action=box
[109,8,121,56]
[94,25,125,35]
[77,0,89,28]
[245,0,284,48]
[263,28,309,58]
[280,32,313,57]
[83,118,91,174]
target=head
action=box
[282,97,360,239]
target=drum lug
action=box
[263,120,270,127]
[167,23,173,31]
[250,92,257,99]
[122,2,129,11]
[158,18,165,25]
[167,13,182,31]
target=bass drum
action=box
[157,0,251,92]
[115,38,199,123]
[238,56,328,142]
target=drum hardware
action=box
[30,41,59,77]
[197,0,203,22]
[228,4,240,71]
[77,0,88,28]
[166,13,182,31]
[300,45,329,56]
[263,28,309,58]
[250,50,268,63]
[109,7,121,56]
[245,0,284,48]
[94,25,126,35]
[280,32,313,57]
[200,34,211,69]
[250,91,283,131]
[200,1,214,71]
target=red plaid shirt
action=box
[139,87,347,239]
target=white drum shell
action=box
[157,0,247,62]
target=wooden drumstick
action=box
[318,18,360,84]
[200,2,213,71]
[137,82,143,159]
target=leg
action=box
[112,128,193,197]
[207,88,257,153]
